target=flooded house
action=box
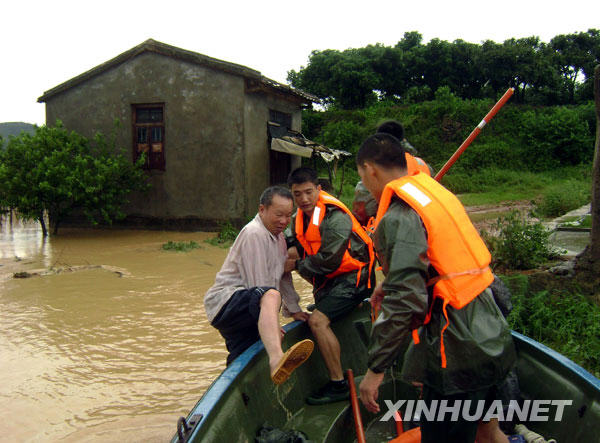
[37,39,318,229]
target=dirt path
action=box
[465,200,534,232]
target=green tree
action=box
[288,48,379,109]
[360,44,407,99]
[550,30,600,103]
[395,31,423,52]
[0,122,149,236]
[289,29,600,108]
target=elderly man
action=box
[204,186,313,384]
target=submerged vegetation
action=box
[161,240,202,252]
[204,221,239,248]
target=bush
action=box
[302,98,595,176]
[483,210,561,270]
[205,221,239,248]
[518,107,595,171]
[316,119,366,155]
[162,241,201,252]
[533,180,591,218]
[455,140,517,171]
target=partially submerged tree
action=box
[0,122,149,235]
[591,65,600,275]
[575,65,600,292]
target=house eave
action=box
[37,39,316,105]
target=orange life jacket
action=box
[405,153,430,176]
[373,173,494,368]
[360,154,428,233]
[295,191,374,287]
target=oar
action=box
[434,87,514,181]
[346,369,366,443]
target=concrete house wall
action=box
[39,40,314,229]
[243,93,303,217]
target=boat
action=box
[171,303,600,442]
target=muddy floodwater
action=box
[0,216,312,442]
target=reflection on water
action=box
[0,216,312,442]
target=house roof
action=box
[37,39,319,104]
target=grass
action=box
[560,214,592,229]
[447,165,591,213]
[503,274,600,377]
[467,210,511,224]
[580,215,592,228]
[458,192,533,207]
[322,164,592,214]
[162,240,202,252]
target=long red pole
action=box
[434,87,514,181]
[347,369,366,443]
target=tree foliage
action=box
[0,122,149,235]
[300,91,595,178]
[289,29,600,109]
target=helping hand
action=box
[287,246,299,260]
[284,258,296,273]
[359,369,385,413]
[291,311,310,322]
[370,283,385,314]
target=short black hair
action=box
[356,133,407,169]
[259,186,293,207]
[377,120,405,141]
[317,178,333,193]
[287,166,318,187]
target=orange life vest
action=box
[295,191,374,287]
[373,173,494,367]
[360,154,429,233]
[405,153,430,176]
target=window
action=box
[132,104,165,170]
[269,110,292,130]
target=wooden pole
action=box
[434,87,514,181]
[346,369,366,443]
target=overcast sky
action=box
[2,0,599,125]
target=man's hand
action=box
[284,258,296,273]
[291,311,310,322]
[287,246,299,260]
[370,282,385,315]
[359,369,385,413]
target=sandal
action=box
[271,339,314,385]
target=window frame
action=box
[132,103,165,171]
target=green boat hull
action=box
[173,304,600,442]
